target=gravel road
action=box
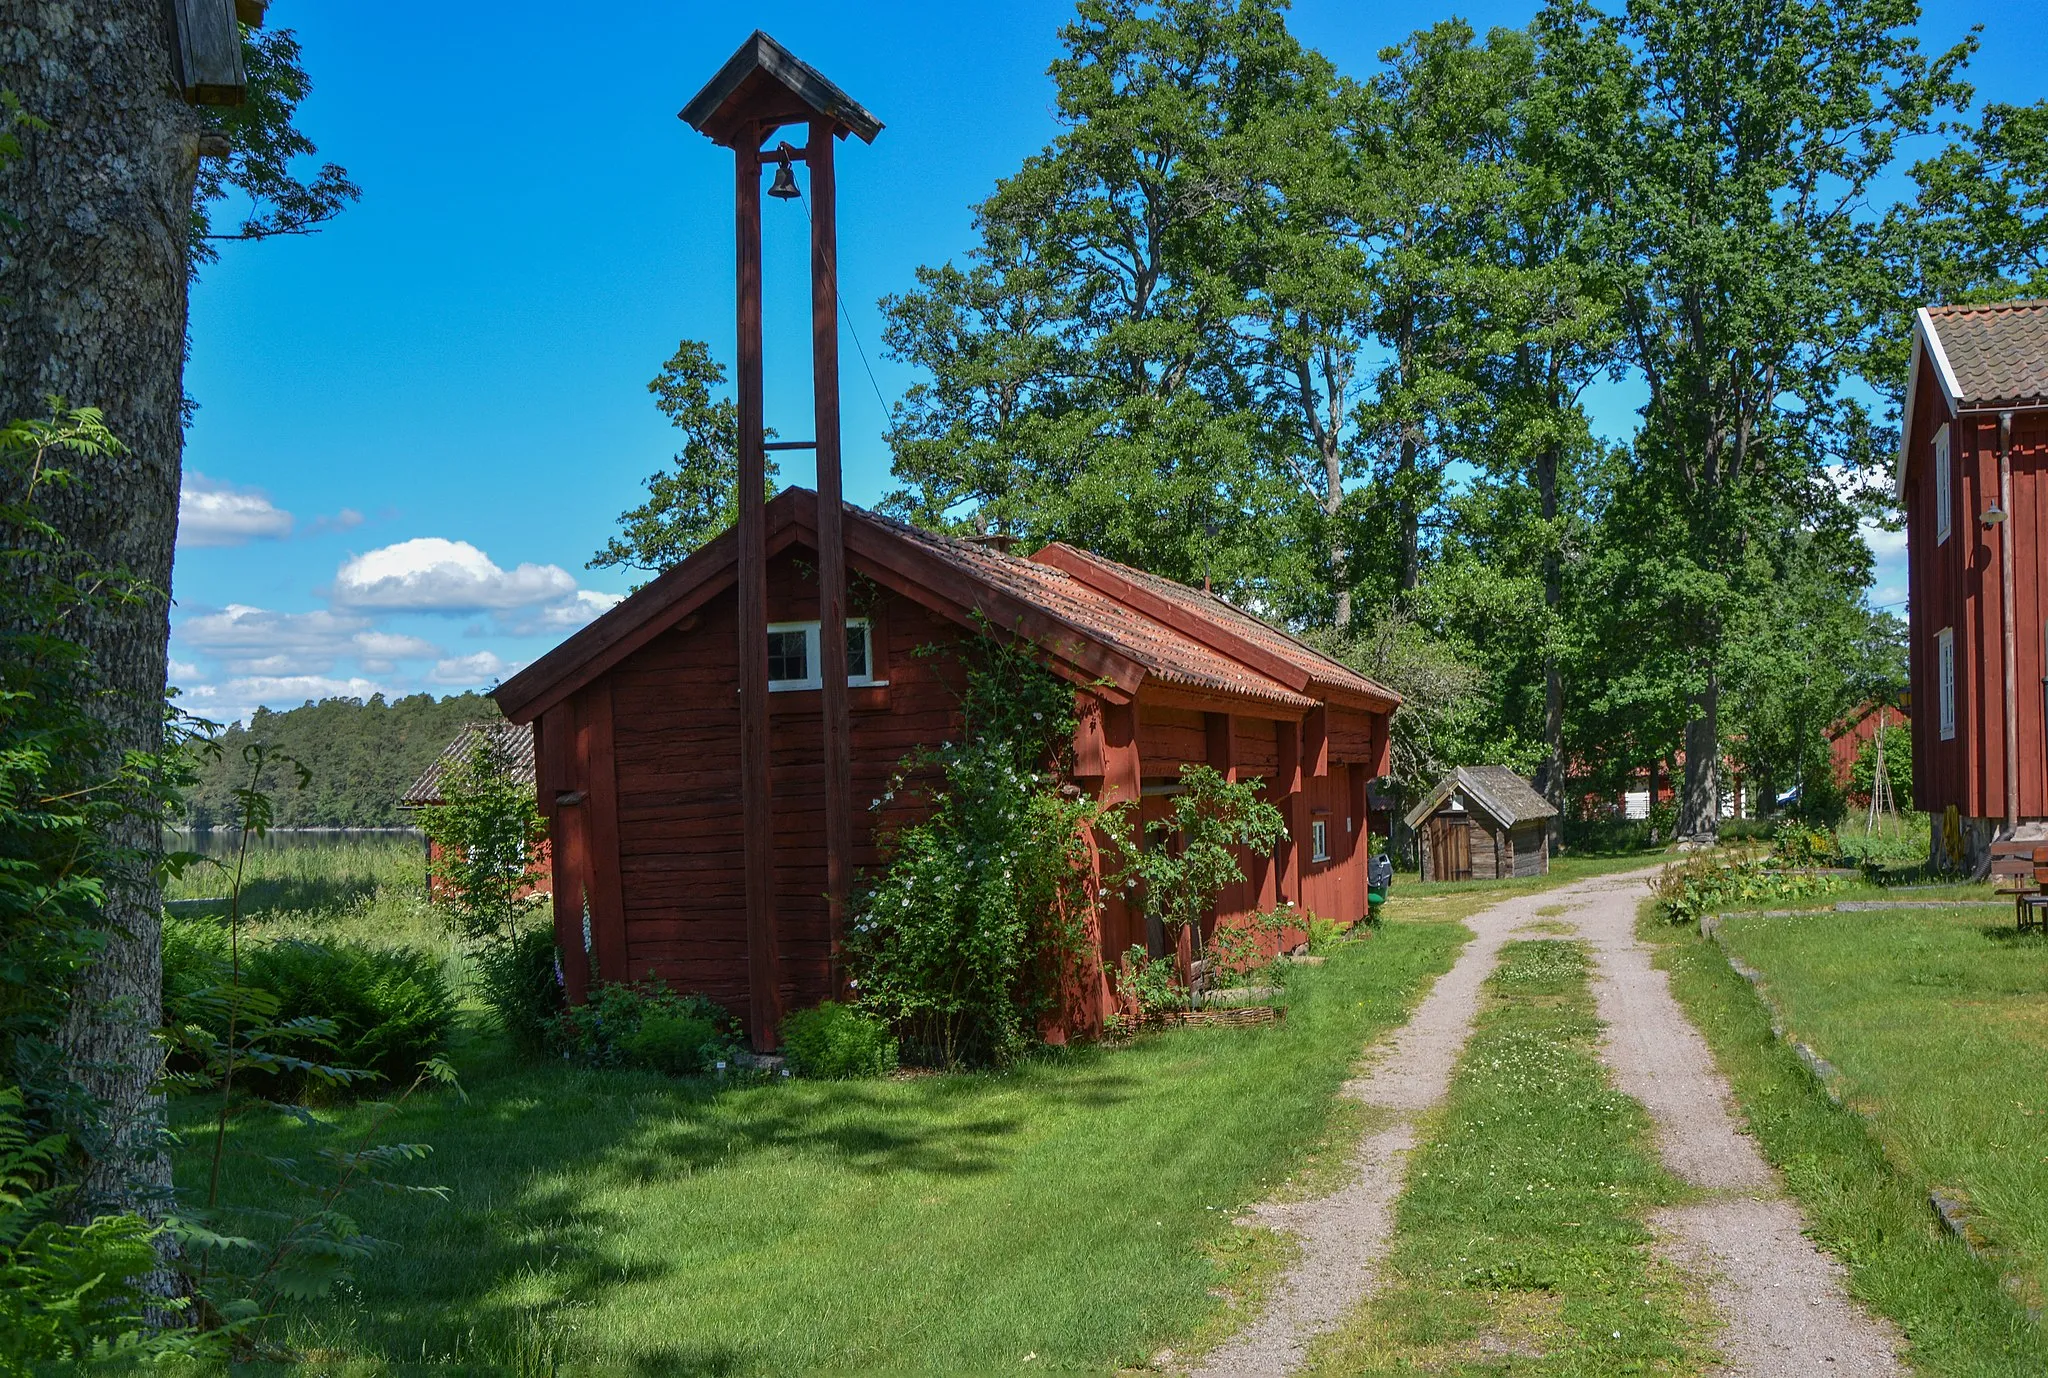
[1187,868,1906,1377]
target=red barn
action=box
[1897,300,2048,868]
[492,490,1398,1044]
[1826,701,1909,799]
[399,721,554,899]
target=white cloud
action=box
[333,538,579,613]
[176,605,443,676]
[178,472,293,547]
[431,650,518,686]
[503,588,624,635]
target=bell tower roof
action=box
[679,30,883,147]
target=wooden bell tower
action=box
[682,34,882,1050]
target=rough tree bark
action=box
[1533,434,1563,855]
[0,4,197,1219]
[1680,675,1720,841]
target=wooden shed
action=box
[491,488,1399,1044]
[1404,767,1558,881]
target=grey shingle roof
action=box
[1404,766,1558,830]
[399,722,534,808]
[1924,300,2048,409]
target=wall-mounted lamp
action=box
[1981,505,2008,526]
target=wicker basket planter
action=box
[1150,1005,1284,1029]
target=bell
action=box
[766,158,800,200]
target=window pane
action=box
[847,622,869,679]
[768,629,809,684]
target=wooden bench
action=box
[1991,843,2048,934]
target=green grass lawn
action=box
[173,914,1469,1375]
[1648,897,2048,1376]
[1305,938,1710,1376]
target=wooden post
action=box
[735,127,781,1049]
[810,119,854,986]
[1276,720,1303,905]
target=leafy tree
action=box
[1563,0,1970,838]
[590,339,777,579]
[0,8,356,1226]
[1851,720,1911,807]
[881,0,1326,611]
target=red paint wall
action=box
[1905,354,2048,819]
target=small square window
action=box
[767,629,810,686]
[1311,820,1329,863]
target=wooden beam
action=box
[1275,720,1303,904]
[1098,700,1143,962]
[577,688,629,986]
[810,117,853,992]
[735,129,782,1049]
[1205,711,1236,782]
[1303,705,1329,779]
[541,704,590,1004]
[171,0,247,105]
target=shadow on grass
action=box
[169,870,386,921]
[180,1028,1143,1373]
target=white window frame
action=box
[1310,819,1330,863]
[1937,626,1955,741]
[766,618,879,693]
[1934,423,1952,545]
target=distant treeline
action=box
[180,693,503,829]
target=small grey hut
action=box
[1404,766,1558,881]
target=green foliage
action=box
[164,928,455,1100]
[549,980,740,1077]
[0,1088,203,1369]
[1117,765,1287,939]
[414,730,554,1046]
[1850,723,1912,806]
[846,635,1105,1067]
[165,743,458,1349]
[779,1002,899,1080]
[1112,945,1185,1019]
[190,22,359,269]
[178,692,505,828]
[590,339,778,580]
[1771,822,1843,869]
[1650,849,1845,926]
[480,924,566,1056]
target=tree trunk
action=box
[1680,675,1720,841]
[0,4,197,1222]
[1326,442,1350,630]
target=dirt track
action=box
[1189,869,1905,1377]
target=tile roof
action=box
[863,512,1318,711]
[1037,545,1399,707]
[1404,766,1558,830]
[399,722,535,807]
[1923,300,2048,409]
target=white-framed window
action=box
[1934,422,1952,544]
[766,619,877,692]
[1938,626,1955,741]
[1310,819,1329,863]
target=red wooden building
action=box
[399,722,553,898]
[492,489,1398,1044]
[1898,300,2048,868]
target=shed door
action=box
[1428,813,1472,881]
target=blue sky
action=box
[172,0,2039,726]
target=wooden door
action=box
[1428,814,1472,881]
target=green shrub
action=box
[162,921,455,1098]
[0,1089,202,1369]
[551,979,740,1075]
[1113,946,1185,1018]
[477,924,564,1053]
[1771,821,1842,867]
[780,1002,898,1079]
